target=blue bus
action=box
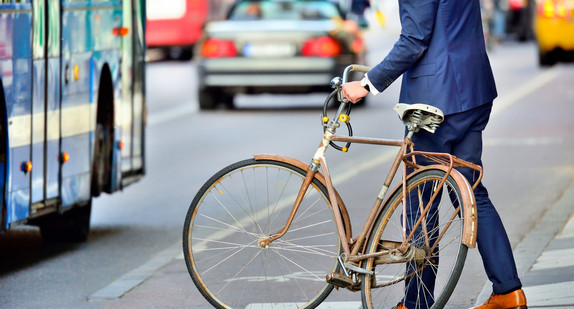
[0,0,147,242]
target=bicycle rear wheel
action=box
[183,159,341,309]
[362,169,468,309]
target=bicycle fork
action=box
[258,127,352,253]
[257,168,318,249]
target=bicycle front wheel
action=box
[362,169,468,309]
[183,159,342,309]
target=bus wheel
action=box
[38,202,92,243]
[92,123,113,196]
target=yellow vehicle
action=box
[534,0,574,66]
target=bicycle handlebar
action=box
[322,64,372,152]
[342,64,371,84]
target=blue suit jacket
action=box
[367,0,497,115]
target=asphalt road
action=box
[1,24,573,309]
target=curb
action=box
[88,243,181,301]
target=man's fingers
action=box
[342,82,367,104]
[342,89,356,103]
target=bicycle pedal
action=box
[326,272,354,289]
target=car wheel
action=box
[221,93,235,109]
[538,49,556,67]
[198,88,217,110]
[168,47,193,61]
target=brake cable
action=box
[321,88,353,152]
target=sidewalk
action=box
[475,180,574,308]
[90,182,574,309]
[522,214,574,308]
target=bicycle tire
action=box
[183,159,342,309]
[361,169,468,309]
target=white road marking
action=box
[530,247,574,271]
[245,301,362,309]
[484,136,563,147]
[147,103,197,126]
[225,271,325,283]
[522,282,574,308]
[491,67,559,117]
[557,215,574,240]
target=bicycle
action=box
[183,65,483,309]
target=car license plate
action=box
[243,43,296,58]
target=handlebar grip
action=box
[350,64,371,73]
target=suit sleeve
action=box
[367,0,440,92]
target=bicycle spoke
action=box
[266,168,295,235]
[272,246,326,282]
[195,213,259,238]
[191,237,259,252]
[362,170,468,309]
[287,219,334,234]
[201,239,258,275]
[208,187,253,236]
[269,249,312,304]
[274,238,338,257]
[240,168,266,236]
[184,160,340,308]
[216,248,264,295]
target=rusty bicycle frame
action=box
[256,65,483,285]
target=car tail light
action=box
[301,36,341,57]
[538,0,571,19]
[201,38,237,58]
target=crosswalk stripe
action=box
[556,215,574,240]
[530,248,574,271]
[245,302,362,309]
[522,282,574,308]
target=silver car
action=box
[196,0,366,109]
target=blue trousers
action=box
[403,102,522,308]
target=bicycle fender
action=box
[385,166,478,249]
[422,166,477,248]
[253,154,353,238]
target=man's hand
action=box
[342,81,369,104]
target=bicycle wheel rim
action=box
[183,159,341,309]
[362,169,468,309]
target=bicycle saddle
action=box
[394,103,444,134]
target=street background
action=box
[1,5,574,309]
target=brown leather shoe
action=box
[471,289,527,309]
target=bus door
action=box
[119,0,146,181]
[130,0,146,175]
[31,0,60,213]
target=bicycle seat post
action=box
[406,127,416,140]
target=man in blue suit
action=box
[342,1,527,309]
